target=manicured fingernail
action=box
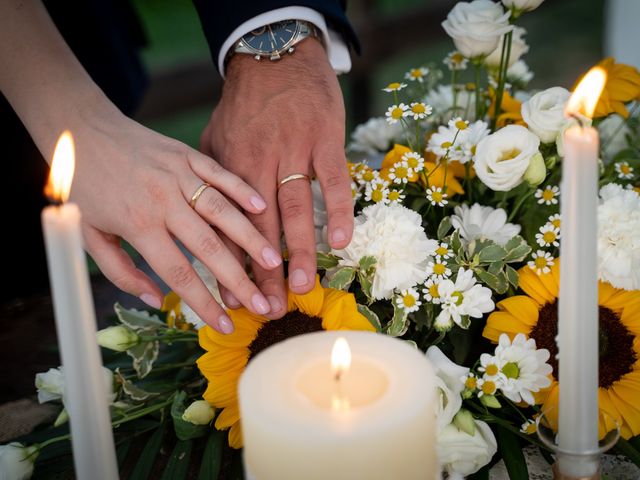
[262,247,282,268]
[225,292,241,308]
[218,315,234,334]
[250,195,267,211]
[290,269,308,288]
[331,228,347,244]
[140,293,162,310]
[267,295,282,313]
[252,294,271,315]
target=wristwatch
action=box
[231,19,322,62]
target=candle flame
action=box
[565,67,607,119]
[331,337,351,380]
[45,131,75,203]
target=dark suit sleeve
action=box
[192,0,359,68]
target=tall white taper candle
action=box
[42,132,118,480]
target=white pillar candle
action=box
[239,330,437,480]
[557,68,607,477]
[41,132,118,480]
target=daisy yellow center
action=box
[534,257,549,269]
[388,190,401,201]
[436,246,449,256]
[620,164,632,174]
[362,171,375,182]
[406,157,419,169]
[387,82,401,90]
[485,364,499,376]
[542,231,557,243]
[452,53,465,64]
[391,107,404,119]
[410,69,422,78]
[429,283,440,298]
[524,422,537,434]
[431,191,444,203]
[403,295,416,308]
[551,219,561,229]
[393,166,409,178]
[248,311,323,360]
[441,141,453,149]
[481,380,497,395]
[455,120,468,130]
[433,263,446,275]
[502,362,520,380]
[371,190,384,202]
[465,377,477,390]
[499,148,521,162]
[412,104,426,114]
[542,189,556,201]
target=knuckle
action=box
[202,294,222,314]
[169,264,194,289]
[279,195,306,221]
[204,193,229,219]
[231,274,254,294]
[110,273,138,294]
[199,232,224,257]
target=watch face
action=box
[242,21,298,54]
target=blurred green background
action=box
[131,0,605,147]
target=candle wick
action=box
[567,112,588,128]
[334,370,342,382]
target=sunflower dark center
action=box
[247,310,323,361]
[528,301,636,389]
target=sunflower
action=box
[161,291,190,330]
[483,261,640,439]
[489,88,527,128]
[197,276,376,448]
[588,57,640,118]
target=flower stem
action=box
[465,162,473,203]
[507,187,535,222]
[474,61,483,119]
[492,30,513,129]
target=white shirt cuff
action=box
[217,6,352,78]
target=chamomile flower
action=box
[520,419,537,435]
[402,151,425,173]
[434,242,453,260]
[355,167,379,185]
[548,213,561,230]
[448,117,469,131]
[422,278,442,304]
[426,259,452,280]
[615,161,635,180]
[462,372,479,391]
[478,353,503,383]
[405,102,433,120]
[351,181,362,201]
[364,178,391,204]
[459,120,490,163]
[387,189,406,204]
[443,51,468,71]
[535,185,560,205]
[535,224,560,247]
[405,67,430,82]
[388,161,412,184]
[385,104,409,124]
[382,82,407,92]
[427,124,459,158]
[395,288,422,313]
[476,378,498,397]
[527,250,555,275]
[426,186,449,206]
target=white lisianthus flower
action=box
[493,333,552,405]
[521,87,571,144]
[598,114,632,161]
[0,443,39,480]
[506,59,534,84]
[180,260,226,330]
[35,366,116,405]
[485,27,529,69]
[502,0,545,13]
[425,85,476,122]
[442,0,513,59]
[597,183,640,290]
[182,400,215,425]
[96,325,139,352]
[426,347,469,429]
[474,124,541,191]
[435,268,495,330]
[451,203,521,247]
[332,203,438,299]
[347,117,405,155]
[437,420,498,479]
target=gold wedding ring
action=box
[189,183,211,209]
[277,173,311,191]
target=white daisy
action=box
[364,178,391,204]
[478,353,503,383]
[451,203,521,247]
[443,51,468,71]
[434,242,453,260]
[459,120,490,164]
[395,288,422,313]
[354,167,379,186]
[535,185,560,205]
[476,378,498,397]
[351,181,362,201]
[527,250,555,275]
[422,278,443,304]
[493,333,553,405]
[388,161,412,184]
[405,66,430,82]
[426,259,452,280]
[426,123,463,160]
[387,189,406,204]
[462,372,479,391]
[448,116,469,131]
[535,224,560,247]
[385,103,409,124]
[426,186,449,206]
[382,82,407,92]
[615,161,635,180]
[405,102,433,120]
[402,151,425,173]
[548,213,561,230]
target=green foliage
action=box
[328,266,357,290]
[497,426,529,480]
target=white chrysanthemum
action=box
[402,151,425,173]
[348,117,404,155]
[426,186,449,207]
[395,288,422,313]
[333,203,438,299]
[535,224,560,247]
[451,203,521,247]
[615,161,634,180]
[528,250,555,275]
[405,102,433,120]
[597,183,640,290]
[493,333,552,405]
[364,178,391,204]
[425,84,476,122]
[386,103,409,124]
[435,268,495,330]
[405,66,430,82]
[535,185,560,205]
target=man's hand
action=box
[200,38,354,319]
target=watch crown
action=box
[254,54,261,60]
[288,47,295,54]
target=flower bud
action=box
[97,326,139,352]
[0,443,39,480]
[182,400,215,425]
[453,409,477,436]
[523,152,546,187]
[479,394,502,408]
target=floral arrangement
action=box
[4,0,640,478]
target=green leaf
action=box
[505,265,519,288]
[115,368,156,401]
[437,216,452,240]
[114,303,165,333]
[405,340,418,349]
[497,425,529,480]
[328,266,356,291]
[488,261,503,276]
[357,304,382,332]
[316,252,340,269]
[198,430,225,480]
[358,255,377,274]
[504,236,523,252]
[129,425,165,480]
[475,269,500,291]
[357,270,374,304]
[615,437,640,468]
[494,272,509,294]
[127,341,159,379]
[505,244,532,263]
[386,303,409,337]
[116,438,133,469]
[478,244,507,263]
[171,391,209,441]
[450,230,462,254]
[160,440,193,480]
[468,465,490,480]
[479,394,501,408]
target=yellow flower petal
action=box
[320,289,375,332]
[215,403,240,430]
[197,348,249,376]
[497,296,540,327]
[200,320,259,349]
[483,312,532,341]
[228,422,243,449]
[288,275,325,317]
[517,267,555,306]
[203,371,241,408]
